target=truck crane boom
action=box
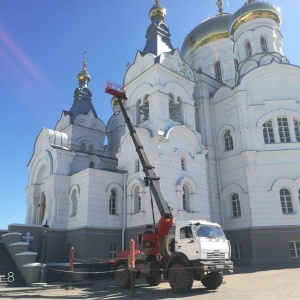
[105,81,173,252]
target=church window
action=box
[278,117,291,143]
[135,160,140,172]
[214,61,222,82]
[80,143,86,152]
[169,94,181,122]
[294,119,300,142]
[260,36,268,52]
[234,59,239,71]
[245,41,252,57]
[70,190,78,217]
[133,186,141,213]
[110,243,119,259]
[280,188,293,214]
[232,243,243,260]
[224,130,234,151]
[89,161,94,168]
[231,193,241,218]
[181,158,186,171]
[263,120,275,144]
[137,95,149,124]
[289,241,300,259]
[109,189,116,215]
[182,185,190,211]
[89,145,94,153]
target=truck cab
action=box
[175,220,231,262]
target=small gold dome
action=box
[149,1,166,20]
[77,51,91,86]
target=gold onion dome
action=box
[77,51,91,86]
[228,0,281,38]
[149,0,166,20]
[181,13,232,61]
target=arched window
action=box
[70,189,78,217]
[109,190,116,215]
[280,188,293,214]
[135,160,140,173]
[182,185,190,211]
[263,120,275,144]
[214,61,222,81]
[278,117,291,143]
[260,37,268,52]
[89,145,94,153]
[294,119,300,142]
[169,94,181,122]
[231,193,241,218]
[89,161,94,168]
[181,158,186,171]
[234,59,239,71]
[134,186,141,213]
[224,130,234,151]
[137,95,149,124]
[245,41,252,57]
[80,143,86,152]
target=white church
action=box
[4,0,300,269]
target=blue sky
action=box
[0,0,299,230]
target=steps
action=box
[0,243,27,287]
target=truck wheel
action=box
[145,274,163,286]
[159,235,175,260]
[201,272,223,290]
[168,263,193,294]
[115,264,130,289]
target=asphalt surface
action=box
[0,267,299,299]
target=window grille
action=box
[294,119,300,142]
[280,188,293,214]
[245,41,252,57]
[263,120,275,144]
[110,243,119,259]
[109,190,116,215]
[260,37,268,52]
[289,241,300,259]
[278,117,291,143]
[224,130,234,151]
[232,193,241,217]
[232,244,243,259]
[214,61,222,82]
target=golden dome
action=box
[77,51,91,86]
[181,13,232,61]
[229,1,281,37]
[149,1,166,20]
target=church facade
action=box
[21,0,300,266]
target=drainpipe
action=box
[210,97,225,228]
[122,173,128,251]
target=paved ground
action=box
[0,267,299,299]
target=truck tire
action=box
[168,263,193,294]
[145,274,163,286]
[159,235,175,260]
[201,272,223,290]
[115,264,130,289]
